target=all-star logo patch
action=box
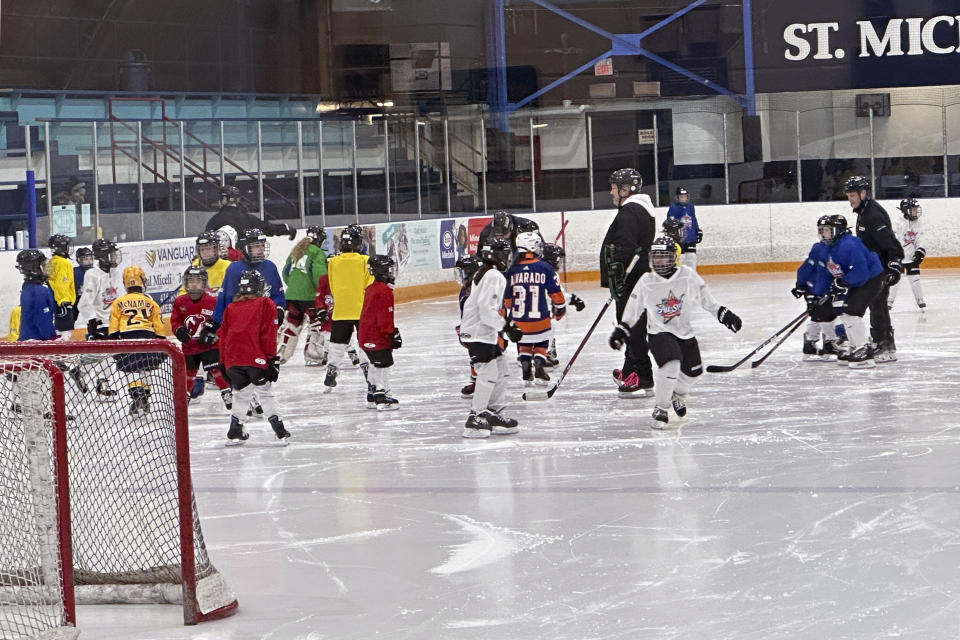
[904,230,917,247]
[657,290,684,323]
[826,257,844,279]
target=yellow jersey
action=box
[48,255,76,305]
[177,257,230,295]
[108,292,164,337]
[5,306,20,342]
[327,253,373,321]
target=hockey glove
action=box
[503,321,523,343]
[790,285,806,299]
[174,326,191,343]
[265,357,281,382]
[286,224,297,241]
[717,306,742,333]
[608,323,630,351]
[390,328,402,350]
[56,302,74,320]
[86,318,108,340]
[553,305,567,321]
[276,306,285,324]
[569,294,586,312]
[913,247,926,267]
[696,229,703,244]
[884,261,903,286]
[316,308,329,324]
[197,320,220,346]
[606,262,627,302]
[829,279,848,298]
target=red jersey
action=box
[313,274,333,332]
[170,291,218,356]
[226,247,244,262]
[358,281,395,352]
[217,297,278,370]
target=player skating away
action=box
[217,269,290,445]
[609,236,742,430]
[72,247,94,317]
[76,239,124,340]
[106,266,166,415]
[279,225,328,365]
[818,214,885,369]
[216,225,244,262]
[504,232,566,386]
[455,255,480,397]
[460,239,522,438]
[171,266,232,409]
[889,198,926,311]
[16,250,57,342]
[541,243,586,367]
[791,216,842,361]
[47,234,76,337]
[323,224,373,391]
[666,187,703,270]
[358,255,402,410]
[179,231,230,295]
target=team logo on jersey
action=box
[826,257,844,279]
[904,230,917,247]
[656,290,684,323]
[184,314,206,337]
[100,287,119,310]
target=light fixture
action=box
[374,99,394,108]
[315,102,340,113]
[532,123,549,128]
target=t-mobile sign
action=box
[753,1,960,92]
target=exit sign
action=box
[594,58,613,76]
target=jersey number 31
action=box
[511,284,541,319]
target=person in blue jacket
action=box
[791,217,841,360]
[818,214,884,369]
[16,250,57,341]
[666,186,702,270]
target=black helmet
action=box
[610,168,642,193]
[492,211,513,238]
[676,186,688,197]
[236,269,266,297]
[368,254,396,284]
[48,234,71,258]
[306,225,327,247]
[218,184,241,204]
[542,243,565,270]
[195,231,220,267]
[817,214,848,245]
[455,255,480,283]
[898,198,921,220]
[91,238,120,269]
[515,218,539,233]
[76,247,95,266]
[240,228,269,264]
[479,238,512,272]
[182,265,208,298]
[843,175,870,194]
[650,236,679,278]
[662,217,684,242]
[16,249,47,284]
[339,224,363,253]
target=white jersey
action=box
[621,265,721,339]
[75,267,125,326]
[459,268,506,345]
[892,216,923,263]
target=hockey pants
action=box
[653,360,698,412]
[227,367,280,423]
[469,347,510,415]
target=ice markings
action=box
[430,514,559,575]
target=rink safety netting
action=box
[0,341,237,639]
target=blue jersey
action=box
[666,202,699,245]
[19,283,57,341]
[212,259,286,324]
[504,258,565,342]
[73,265,90,298]
[796,242,834,297]
[826,233,883,288]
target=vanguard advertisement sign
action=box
[753,1,960,92]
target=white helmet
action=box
[515,231,542,257]
[217,225,238,256]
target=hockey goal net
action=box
[0,340,237,639]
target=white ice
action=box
[77,270,960,639]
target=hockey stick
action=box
[705,310,808,373]
[750,312,809,368]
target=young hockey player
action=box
[311,272,334,366]
[73,247,95,315]
[455,254,480,397]
[76,239,124,340]
[889,198,926,311]
[358,255,402,410]
[609,236,742,430]
[666,186,703,270]
[323,224,373,390]
[541,243,586,366]
[5,305,20,342]
[818,214,885,368]
[47,234,76,336]
[179,231,230,294]
[504,232,566,386]
[171,266,233,408]
[16,250,57,341]
[460,238,522,438]
[791,215,842,361]
[217,269,290,444]
[279,225,328,365]
[107,266,166,415]
[217,225,244,262]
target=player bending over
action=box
[171,266,232,409]
[459,239,522,438]
[279,225,328,365]
[504,232,566,386]
[889,198,926,311]
[610,236,741,430]
[792,215,842,360]
[541,243,585,366]
[358,255,402,410]
[218,270,290,445]
[455,255,480,397]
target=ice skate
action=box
[485,409,519,435]
[374,392,400,411]
[347,348,361,367]
[323,364,338,391]
[220,388,233,410]
[128,387,150,416]
[226,415,249,446]
[189,377,205,399]
[533,359,550,386]
[520,359,534,386]
[802,340,821,361]
[917,298,926,311]
[671,392,687,418]
[304,358,323,367]
[462,411,491,438]
[874,339,897,363]
[650,406,669,430]
[618,372,654,398]
[360,362,370,383]
[818,340,839,361]
[366,384,377,409]
[95,378,118,397]
[847,345,876,369]
[268,415,291,442]
[460,381,476,399]
[69,367,89,393]
[611,368,623,384]
[245,401,264,419]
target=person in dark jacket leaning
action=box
[204,185,297,240]
[477,210,538,252]
[601,168,656,397]
[843,175,904,362]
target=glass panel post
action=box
[92,122,100,235]
[414,120,422,219]
[317,121,325,225]
[796,110,802,202]
[136,121,144,240]
[529,117,537,212]
[943,104,949,196]
[384,119,391,221]
[444,118,451,216]
[868,109,876,193]
[179,121,186,237]
[256,121,264,221]
[480,117,488,214]
[219,121,225,186]
[587,113,594,209]
[652,113,660,207]
[296,121,305,226]
[722,112,729,204]
[44,122,52,222]
[351,120,359,222]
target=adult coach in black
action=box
[205,185,297,239]
[844,175,904,362]
[601,168,655,396]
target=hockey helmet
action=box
[676,186,688,197]
[48,234,71,258]
[479,238,512,272]
[76,247,95,268]
[91,238,121,269]
[306,225,327,247]
[817,214,848,245]
[610,168,642,193]
[650,236,679,278]
[491,211,513,238]
[898,198,921,220]
[182,265,208,299]
[368,254,396,284]
[662,217,684,243]
[218,184,241,205]
[339,224,363,253]
[195,231,220,267]
[542,243,565,270]
[236,269,266,297]
[123,265,147,291]
[515,218,539,234]
[843,175,870,194]
[240,228,269,264]
[515,231,543,257]
[455,255,480,283]
[16,249,47,284]
[217,225,238,254]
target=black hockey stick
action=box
[705,310,808,373]
[750,312,809,368]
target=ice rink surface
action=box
[80,271,960,639]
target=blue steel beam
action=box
[742,0,756,115]
[511,50,613,111]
